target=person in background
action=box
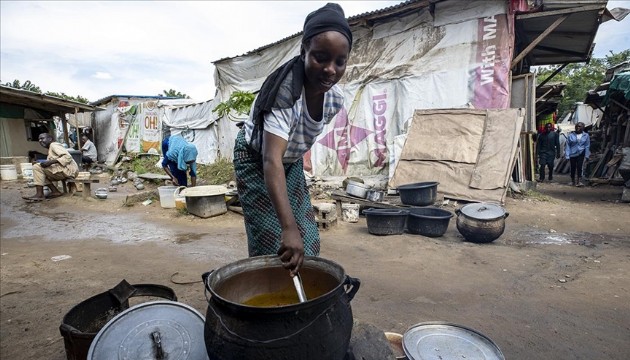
[80,135,98,170]
[536,123,560,182]
[161,135,197,187]
[23,133,79,201]
[565,122,590,187]
[233,2,352,276]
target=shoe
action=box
[548,177,553,181]
[576,182,584,187]
[537,178,544,183]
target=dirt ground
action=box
[1,174,629,360]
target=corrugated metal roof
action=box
[90,94,180,106]
[213,0,438,64]
[0,85,100,114]
[514,1,608,67]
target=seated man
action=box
[23,133,79,201]
[80,135,98,170]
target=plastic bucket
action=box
[0,164,18,181]
[158,186,178,208]
[341,203,360,223]
[20,163,33,179]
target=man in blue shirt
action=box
[564,122,590,187]
[161,135,197,187]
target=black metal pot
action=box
[455,203,509,243]
[202,256,360,360]
[397,182,439,206]
[406,207,453,237]
[59,280,177,360]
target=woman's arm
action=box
[584,134,591,159]
[261,131,303,276]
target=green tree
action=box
[3,79,89,103]
[45,92,89,104]
[535,50,630,116]
[162,89,190,99]
[3,79,42,93]
[213,90,255,120]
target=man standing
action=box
[536,122,560,182]
[23,133,79,201]
[565,122,591,187]
[80,134,98,170]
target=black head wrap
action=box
[303,3,352,50]
[247,3,352,152]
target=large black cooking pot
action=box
[455,203,509,243]
[202,255,360,360]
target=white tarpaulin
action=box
[213,0,514,177]
[96,98,234,165]
[389,108,524,203]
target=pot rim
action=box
[205,255,347,312]
[397,181,439,190]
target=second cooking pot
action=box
[455,203,509,243]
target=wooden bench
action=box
[62,178,101,199]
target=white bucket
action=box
[341,203,360,223]
[158,186,179,208]
[0,164,18,181]
[20,163,33,179]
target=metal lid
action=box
[87,300,208,360]
[403,322,504,360]
[181,185,228,197]
[459,203,506,220]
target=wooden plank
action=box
[330,190,408,209]
[511,15,569,68]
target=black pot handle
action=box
[504,211,510,219]
[343,275,361,302]
[455,208,461,216]
[202,270,214,303]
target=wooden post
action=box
[60,112,70,147]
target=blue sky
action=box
[1,1,628,103]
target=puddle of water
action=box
[507,229,628,247]
[172,233,204,244]
[1,207,177,243]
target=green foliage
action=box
[129,155,160,175]
[45,91,89,104]
[196,157,235,185]
[535,50,630,116]
[3,79,42,93]
[3,79,89,103]
[162,89,190,99]
[213,90,255,120]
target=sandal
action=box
[22,196,45,202]
[46,193,63,199]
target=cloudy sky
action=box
[1,1,629,103]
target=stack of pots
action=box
[396,182,454,238]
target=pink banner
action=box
[471,14,513,109]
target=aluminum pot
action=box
[455,203,509,243]
[346,180,370,198]
[366,189,384,202]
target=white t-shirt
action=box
[245,85,344,163]
[81,139,98,161]
[576,133,583,141]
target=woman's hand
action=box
[277,226,304,277]
[171,177,179,186]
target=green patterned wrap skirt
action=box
[233,129,320,257]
